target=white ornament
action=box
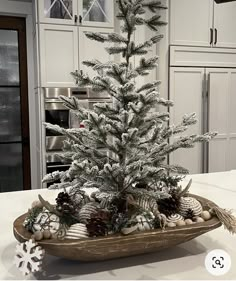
[32,209,60,233]
[136,213,154,231]
[179,197,203,217]
[65,223,89,239]
[166,214,184,224]
[14,239,45,275]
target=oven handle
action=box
[47,164,70,169]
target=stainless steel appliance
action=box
[44,87,112,177]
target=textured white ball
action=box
[194,217,205,223]
[185,219,193,225]
[33,231,43,241]
[176,220,186,226]
[167,222,176,228]
[201,210,212,221]
[43,230,52,239]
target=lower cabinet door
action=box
[169,67,205,174]
[207,68,236,172]
[39,24,79,87]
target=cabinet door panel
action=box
[214,2,236,48]
[208,138,227,172]
[170,0,213,47]
[169,68,204,174]
[38,0,77,25]
[78,27,113,78]
[40,24,78,87]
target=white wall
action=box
[0,0,40,189]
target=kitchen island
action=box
[0,171,236,280]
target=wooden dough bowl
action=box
[13,194,222,261]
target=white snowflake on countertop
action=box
[14,239,45,276]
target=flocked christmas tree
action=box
[43,0,217,229]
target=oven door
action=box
[45,101,69,151]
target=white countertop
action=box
[0,171,236,280]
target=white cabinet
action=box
[39,24,113,87]
[214,2,236,48]
[208,69,236,172]
[170,0,213,47]
[169,67,236,174]
[39,24,79,87]
[78,27,113,78]
[170,0,236,48]
[169,67,204,174]
[37,0,114,28]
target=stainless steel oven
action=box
[44,87,112,177]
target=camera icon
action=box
[205,249,231,276]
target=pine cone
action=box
[185,208,194,219]
[56,192,70,205]
[86,218,108,237]
[56,192,75,215]
[90,210,111,222]
[158,194,180,216]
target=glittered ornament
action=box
[179,197,203,218]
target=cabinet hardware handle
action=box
[210,28,213,45]
[79,15,82,24]
[214,28,218,45]
[74,15,78,24]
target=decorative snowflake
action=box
[14,239,45,275]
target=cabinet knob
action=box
[79,15,82,24]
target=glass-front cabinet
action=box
[38,0,77,25]
[81,0,114,27]
[38,0,114,28]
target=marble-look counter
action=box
[0,171,236,280]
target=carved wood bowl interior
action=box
[13,194,222,261]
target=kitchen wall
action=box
[0,0,39,189]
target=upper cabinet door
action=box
[170,0,213,47]
[214,2,236,48]
[78,26,113,78]
[38,0,77,25]
[78,0,114,28]
[39,24,79,87]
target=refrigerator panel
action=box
[0,87,21,142]
[0,143,23,192]
[0,30,19,86]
